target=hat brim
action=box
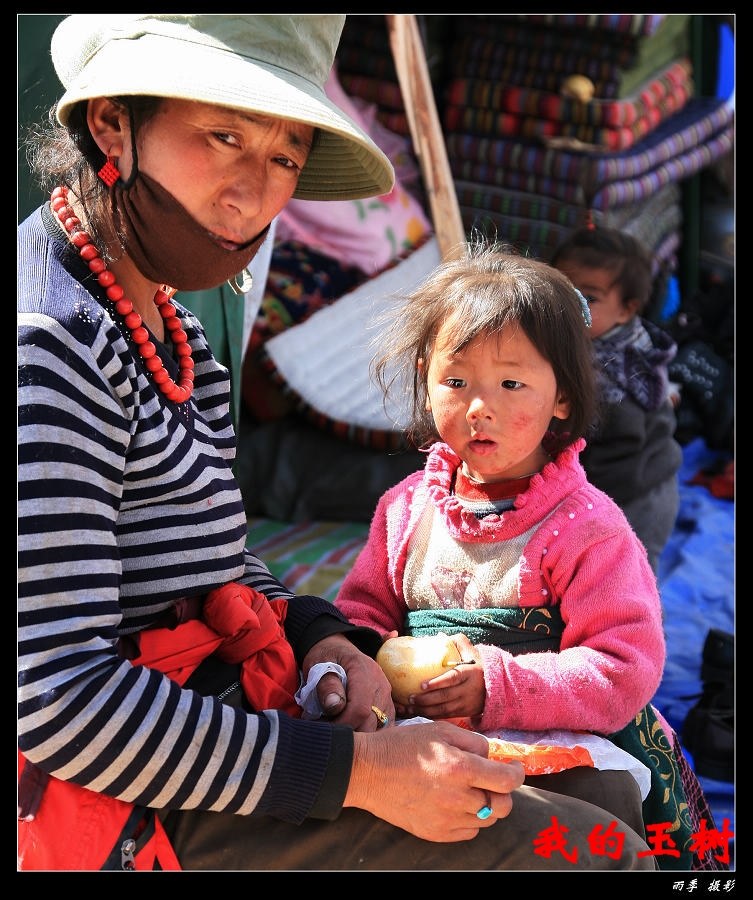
[55,33,395,202]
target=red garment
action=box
[133,582,301,716]
[18,583,301,870]
[689,460,734,500]
[17,750,182,871]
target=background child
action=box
[550,225,683,574]
[335,240,717,870]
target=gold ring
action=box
[371,705,390,728]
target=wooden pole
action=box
[386,14,466,261]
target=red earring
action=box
[98,156,121,187]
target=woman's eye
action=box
[275,156,300,171]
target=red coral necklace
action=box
[50,185,195,405]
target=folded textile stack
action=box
[441,14,734,273]
[444,56,693,152]
[456,14,689,101]
[336,15,411,138]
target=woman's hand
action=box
[345,720,524,842]
[303,633,395,731]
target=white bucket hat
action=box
[50,13,395,201]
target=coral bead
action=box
[71,231,91,248]
[51,184,194,405]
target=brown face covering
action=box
[110,171,269,291]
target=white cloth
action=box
[294,662,348,719]
[264,236,441,432]
[241,217,277,363]
[398,717,652,800]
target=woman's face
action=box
[119,98,315,249]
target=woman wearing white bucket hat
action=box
[18,14,657,871]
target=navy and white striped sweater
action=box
[18,205,366,823]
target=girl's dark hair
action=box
[550,225,653,312]
[373,238,598,450]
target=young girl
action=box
[335,240,720,871]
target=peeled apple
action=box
[376,633,462,705]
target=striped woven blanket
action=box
[246,518,369,603]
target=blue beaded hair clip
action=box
[574,288,592,328]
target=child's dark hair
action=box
[372,239,597,450]
[550,226,653,312]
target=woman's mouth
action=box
[211,233,244,251]
[210,224,271,252]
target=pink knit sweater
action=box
[335,440,665,734]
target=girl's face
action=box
[424,320,570,483]
[120,98,314,249]
[554,261,637,339]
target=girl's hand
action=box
[397,633,485,720]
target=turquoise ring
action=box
[476,805,493,820]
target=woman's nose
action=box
[221,169,265,219]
